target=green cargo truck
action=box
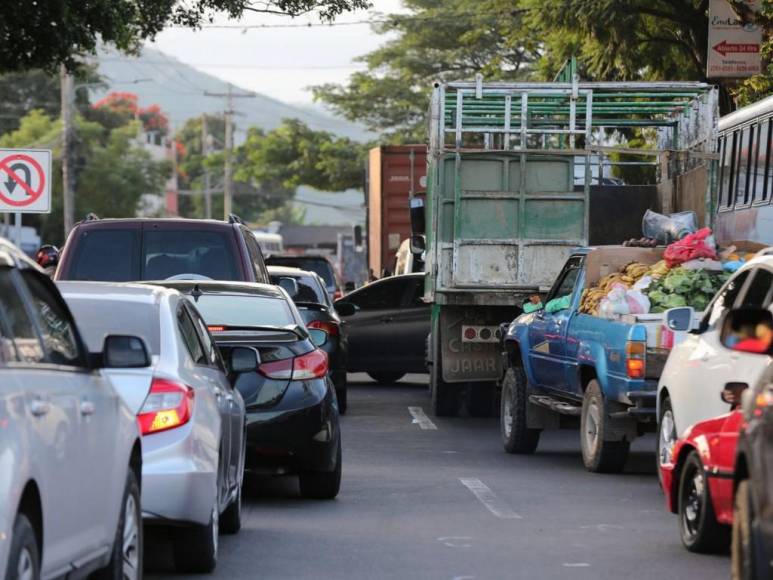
[416,76,717,417]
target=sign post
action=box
[707,0,762,78]
[0,149,52,248]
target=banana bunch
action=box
[648,259,670,279]
[620,262,650,284]
[580,272,628,315]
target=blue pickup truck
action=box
[499,246,692,473]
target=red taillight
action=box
[258,349,328,380]
[137,378,194,436]
[464,327,477,340]
[625,341,646,379]
[307,320,339,337]
[208,325,226,332]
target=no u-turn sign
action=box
[0,149,52,213]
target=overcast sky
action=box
[149,0,405,105]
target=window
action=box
[70,229,141,281]
[348,278,405,310]
[718,136,728,208]
[188,306,222,369]
[704,270,750,329]
[723,131,738,210]
[760,120,772,203]
[242,228,268,282]
[735,126,753,206]
[178,307,206,365]
[0,271,44,363]
[21,271,81,366]
[144,229,241,281]
[547,256,584,303]
[740,268,773,308]
[187,294,294,327]
[267,257,336,290]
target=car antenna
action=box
[191,284,202,302]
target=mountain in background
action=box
[95,46,372,142]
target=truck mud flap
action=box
[439,306,517,383]
[609,391,656,422]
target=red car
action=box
[660,395,745,553]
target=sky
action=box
[149,0,405,105]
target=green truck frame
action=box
[420,75,717,417]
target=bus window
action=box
[735,126,752,206]
[721,132,737,210]
[760,120,772,203]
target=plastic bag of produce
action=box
[642,209,698,244]
[681,258,723,271]
[663,227,717,267]
[599,284,651,318]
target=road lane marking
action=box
[437,536,472,548]
[562,563,590,568]
[408,406,437,430]
[459,478,522,519]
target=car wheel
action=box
[580,380,630,473]
[467,383,496,417]
[173,505,219,573]
[92,470,142,580]
[732,479,762,579]
[335,374,348,415]
[5,514,40,580]
[658,397,677,482]
[500,366,540,454]
[678,450,729,553]
[367,371,405,384]
[299,440,342,500]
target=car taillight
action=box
[208,325,226,332]
[259,349,328,380]
[754,385,773,416]
[625,340,646,379]
[137,378,194,436]
[307,320,339,337]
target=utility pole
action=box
[204,85,255,220]
[201,114,212,219]
[60,64,75,237]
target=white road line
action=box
[408,406,437,430]
[562,563,590,568]
[459,478,522,519]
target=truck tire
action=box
[732,479,763,579]
[580,380,630,473]
[430,350,458,417]
[500,366,540,454]
[467,383,496,417]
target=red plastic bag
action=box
[663,227,717,267]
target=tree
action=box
[236,119,367,191]
[0,109,169,244]
[313,0,539,140]
[0,0,370,74]
[730,0,773,107]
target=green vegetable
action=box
[644,267,728,313]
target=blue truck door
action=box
[527,256,584,390]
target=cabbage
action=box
[645,267,729,313]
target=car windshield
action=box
[63,297,161,355]
[186,294,295,327]
[68,228,241,282]
[270,274,327,304]
[267,257,335,289]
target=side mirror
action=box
[720,307,773,354]
[721,382,749,408]
[308,328,328,347]
[103,335,150,368]
[334,301,358,317]
[35,244,60,269]
[230,346,260,374]
[409,234,425,256]
[277,277,299,298]
[665,306,695,332]
[409,197,425,235]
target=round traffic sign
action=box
[0,153,46,208]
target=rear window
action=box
[67,228,241,282]
[267,257,335,289]
[63,297,161,355]
[269,274,327,304]
[187,294,295,327]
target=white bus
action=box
[252,231,284,255]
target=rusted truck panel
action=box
[367,146,427,276]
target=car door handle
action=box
[80,400,96,416]
[29,398,50,417]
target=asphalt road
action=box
[148,374,729,580]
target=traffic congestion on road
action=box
[2,3,773,579]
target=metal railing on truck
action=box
[424,75,717,300]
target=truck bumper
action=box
[610,390,657,421]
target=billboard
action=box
[707,0,762,78]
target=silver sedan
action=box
[59,281,252,574]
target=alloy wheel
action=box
[502,386,513,438]
[584,398,601,457]
[682,468,704,540]
[122,494,140,580]
[659,410,676,466]
[17,548,35,580]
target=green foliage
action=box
[646,267,730,313]
[236,119,367,191]
[313,0,538,139]
[732,0,773,107]
[0,109,169,244]
[0,0,370,73]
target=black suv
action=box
[53,215,270,283]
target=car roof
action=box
[56,280,179,304]
[268,265,318,279]
[267,253,333,264]
[71,217,238,230]
[150,280,286,298]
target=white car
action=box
[0,238,143,580]
[59,281,250,574]
[657,250,773,469]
